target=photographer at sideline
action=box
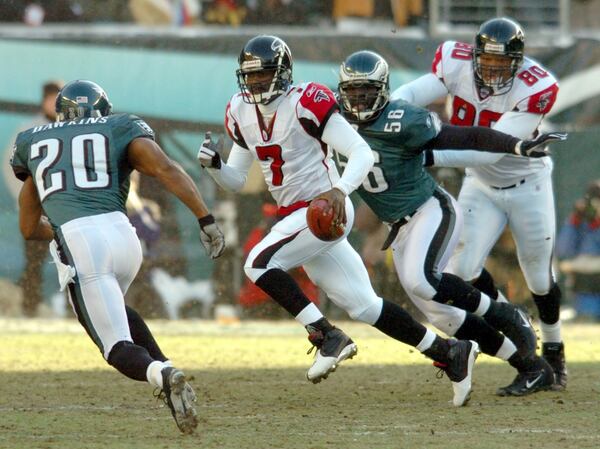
[557,180,600,321]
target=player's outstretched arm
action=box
[128,137,225,258]
[423,124,566,158]
[18,176,54,241]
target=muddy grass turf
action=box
[0,319,599,449]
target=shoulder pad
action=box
[295,82,339,140]
[512,59,559,114]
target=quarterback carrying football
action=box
[199,34,481,407]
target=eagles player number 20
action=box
[336,150,389,194]
[31,132,110,200]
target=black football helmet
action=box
[55,80,112,121]
[473,17,525,94]
[338,50,390,123]
[236,35,293,105]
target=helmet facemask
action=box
[473,48,522,94]
[338,79,388,123]
[236,64,291,105]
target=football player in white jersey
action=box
[199,35,480,407]
[392,17,567,391]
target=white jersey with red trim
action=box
[432,40,559,186]
[225,82,341,208]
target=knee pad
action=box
[349,298,383,325]
[532,283,561,324]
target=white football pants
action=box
[390,188,467,336]
[448,166,557,295]
[244,198,383,325]
[53,211,142,359]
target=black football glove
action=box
[514,132,568,158]
[197,132,222,169]
[198,214,225,259]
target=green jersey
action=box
[338,99,441,223]
[11,113,154,229]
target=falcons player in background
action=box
[392,17,567,390]
[198,35,480,407]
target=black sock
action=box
[254,268,313,317]
[126,305,168,362]
[107,340,155,382]
[373,300,428,347]
[507,352,532,372]
[471,268,499,300]
[454,313,504,356]
[432,273,482,313]
[532,283,561,325]
[422,336,451,364]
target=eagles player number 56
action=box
[383,109,404,133]
[335,150,389,194]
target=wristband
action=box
[198,214,215,228]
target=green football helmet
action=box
[55,80,112,121]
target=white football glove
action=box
[197,131,222,169]
[198,214,225,259]
[514,132,568,158]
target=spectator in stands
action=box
[2,80,63,316]
[557,180,600,321]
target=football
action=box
[306,198,346,241]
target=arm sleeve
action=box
[428,149,505,167]
[321,112,374,195]
[492,111,543,140]
[390,73,449,106]
[205,143,254,192]
[423,124,519,153]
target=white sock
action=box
[495,336,517,361]
[416,328,437,352]
[295,303,324,327]
[474,293,492,317]
[146,360,168,388]
[540,320,562,343]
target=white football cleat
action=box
[306,327,357,383]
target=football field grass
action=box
[0,319,599,449]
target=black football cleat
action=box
[496,357,555,396]
[158,367,198,434]
[542,342,567,390]
[306,327,357,383]
[485,302,537,359]
[434,339,480,407]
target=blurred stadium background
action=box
[0,0,599,323]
